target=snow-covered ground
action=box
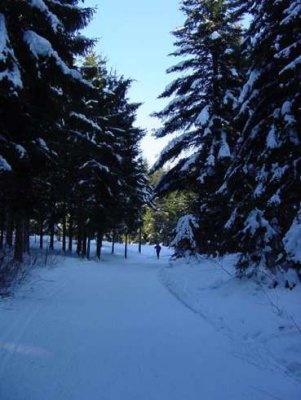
[0,242,300,399]
[161,255,301,382]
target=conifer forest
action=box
[0,2,301,399]
[1,0,300,279]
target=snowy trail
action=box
[0,244,300,400]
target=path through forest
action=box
[0,243,300,400]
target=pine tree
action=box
[109,76,150,238]
[0,0,95,261]
[225,0,301,274]
[142,169,194,245]
[152,0,244,253]
[170,214,199,257]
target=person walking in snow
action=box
[154,243,161,260]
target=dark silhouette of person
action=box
[154,243,161,259]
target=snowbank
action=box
[160,255,301,382]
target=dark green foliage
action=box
[142,170,194,246]
[0,1,150,266]
[153,0,301,276]
[152,0,245,256]
[224,0,301,273]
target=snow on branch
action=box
[195,105,210,126]
[0,14,23,90]
[70,112,102,132]
[150,130,194,173]
[170,214,199,256]
[239,68,260,104]
[280,55,301,74]
[0,155,12,172]
[243,209,277,242]
[80,160,110,174]
[180,152,198,172]
[284,205,301,264]
[27,0,62,32]
[23,30,93,87]
[281,1,301,25]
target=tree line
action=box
[152,0,301,276]
[0,0,150,265]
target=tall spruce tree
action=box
[0,0,95,260]
[107,75,151,238]
[224,0,301,274]
[152,0,244,254]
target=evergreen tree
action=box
[152,0,244,253]
[170,214,199,257]
[225,0,301,274]
[142,170,194,245]
[0,0,95,260]
[109,76,151,238]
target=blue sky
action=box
[83,0,184,165]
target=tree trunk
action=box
[96,231,103,259]
[49,217,55,250]
[125,233,128,259]
[68,212,73,252]
[23,216,30,254]
[0,211,5,250]
[82,231,87,258]
[0,228,3,250]
[87,237,91,260]
[111,229,115,254]
[62,212,66,252]
[6,209,14,248]
[14,213,24,263]
[39,217,44,249]
[138,226,142,254]
[76,229,82,257]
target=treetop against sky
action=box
[83,0,183,165]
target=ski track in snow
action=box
[160,261,299,384]
[0,242,300,400]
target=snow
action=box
[271,163,288,182]
[0,14,23,90]
[24,30,55,59]
[36,137,49,152]
[195,105,210,126]
[0,155,12,172]
[161,255,301,393]
[268,193,281,206]
[150,130,193,172]
[243,209,276,241]
[170,215,199,251]
[225,48,234,55]
[239,69,260,103]
[218,132,231,159]
[280,55,301,74]
[223,89,236,105]
[180,152,198,172]
[80,160,110,174]
[206,153,215,167]
[266,125,279,148]
[224,207,238,230]
[284,207,301,263]
[210,31,221,40]
[230,68,239,77]
[281,1,301,25]
[281,101,296,125]
[15,144,26,159]
[0,242,300,399]
[23,30,93,87]
[28,0,61,32]
[166,60,188,73]
[254,182,264,198]
[70,112,102,132]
